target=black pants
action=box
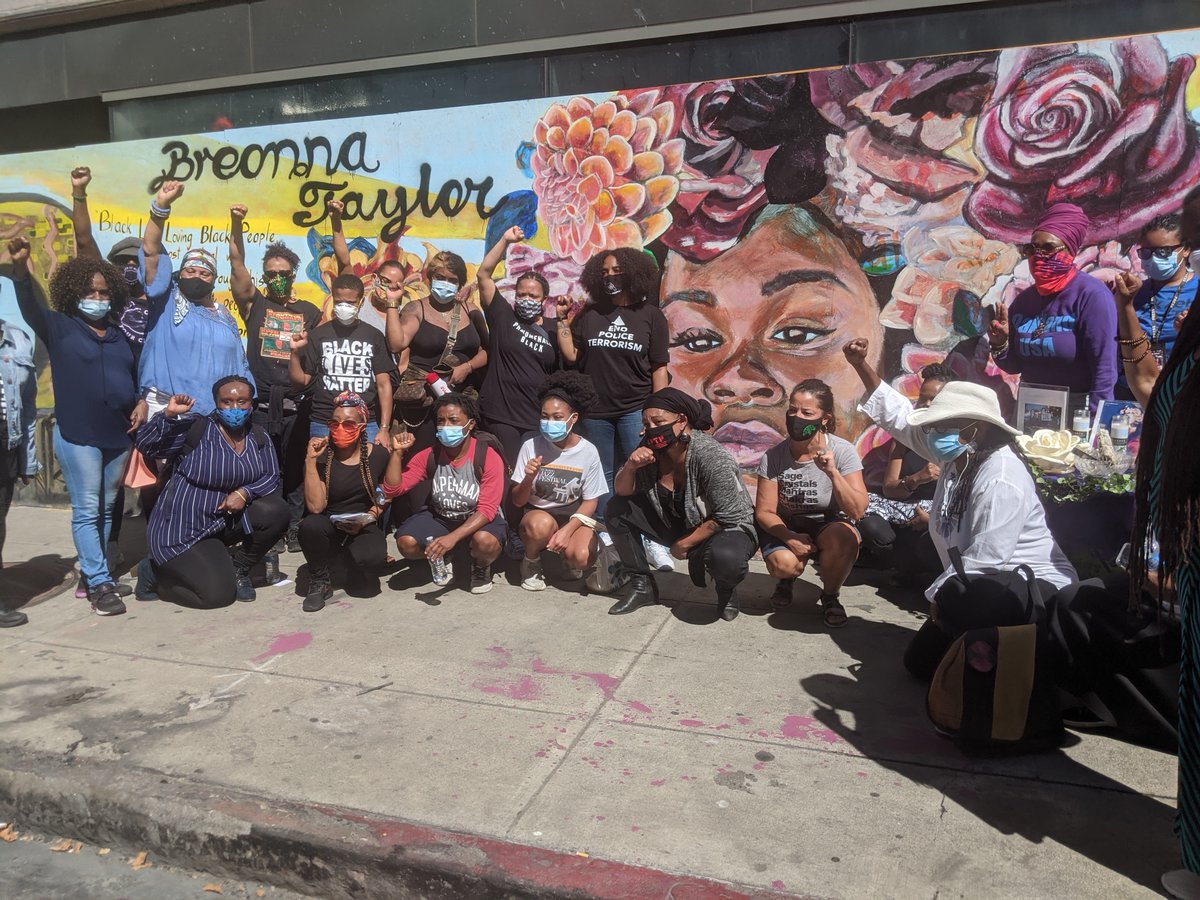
[0,478,14,567]
[298,515,387,575]
[252,400,311,529]
[904,574,1061,681]
[155,494,290,609]
[858,513,942,581]
[606,492,754,591]
[480,419,528,472]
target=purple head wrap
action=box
[1033,203,1090,256]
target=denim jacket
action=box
[0,321,40,477]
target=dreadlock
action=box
[942,429,1018,527]
[321,427,378,506]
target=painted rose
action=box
[531,93,683,264]
[966,37,1200,245]
[811,55,995,239]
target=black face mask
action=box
[643,419,680,454]
[602,274,624,296]
[786,414,823,441]
[177,276,212,302]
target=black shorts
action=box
[758,515,860,557]
[397,509,508,547]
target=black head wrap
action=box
[642,388,714,431]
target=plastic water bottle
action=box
[263,550,281,585]
[428,537,450,585]
[425,372,451,397]
[1110,416,1129,453]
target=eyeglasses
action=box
[1136,245,1184,261]
[263,270,294,279]
[1018,242,1068,258]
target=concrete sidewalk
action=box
[0,506,1180,898]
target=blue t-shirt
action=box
[137,249,253,415]
[1134,273,1198,364]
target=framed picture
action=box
[1016,383,1070,436]
[1091,399,1144,456]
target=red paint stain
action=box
[252,631,312,662]
[475,675,543,701]
[678,719,706,727]
[595,815,605,822]
[532,658,621,701]
[772,880,786,891]
[752,763,765,771]
[649,779,666,787]
[625,700,652,714]
[736,716,752,725]
[779,715,841,743]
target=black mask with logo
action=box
[785,414,823,441]
[643,419,681,454]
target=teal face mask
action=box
[437,426,467,448]
[78,299,110,321]
[540,418,573,442]
[929,428,971,462]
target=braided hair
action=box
[322,392,378,507]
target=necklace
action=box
[1149,275,1191,358]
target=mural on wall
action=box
[0,28,1198,499]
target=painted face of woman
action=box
[661,207,883,471]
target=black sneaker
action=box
[89,583,127,616]
[303,579,332,612]
[0,607,28,627]
[285,527,301,554]
[234,570,256,602]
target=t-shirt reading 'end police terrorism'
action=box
[512,434,607,514]
[755,435,862,522]
[300,319,393,423]
[571,301,669,417]
[246,291,321,398]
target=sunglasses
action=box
[1018,242,1068,258]
[1135,245,1185,261]
[263,270,294,279]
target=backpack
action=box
[410,431,511,513]
[926,550,1065,755]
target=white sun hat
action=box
[905,381,1019,436]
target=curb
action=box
[0,749,803,900]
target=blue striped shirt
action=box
[135,412,279,565]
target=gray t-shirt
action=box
[755,435,863,520]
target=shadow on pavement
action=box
[0,554,76,610]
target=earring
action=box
[678,431,691,446]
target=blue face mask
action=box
[78,299,110,321]
[540,417,574,442]
[1143,250,1183,282]
[929,429,970,462]
[436,425,467,448]
[430,280,458,302]
[216,407,250,430]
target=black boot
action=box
[303,567,332,612]
[716,584,739,621]
[606,529,659,615]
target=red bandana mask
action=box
[1029,251,1078,296]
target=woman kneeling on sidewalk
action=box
[604,388,756,620]
[299,391,390,612]
[382,392,508,594]
[135,378,289,608]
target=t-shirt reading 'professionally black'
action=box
[324,444,390,515]
[571,301,669,417]
[245,290,321,398]
[479,299,558,429]
[300,319,394,424]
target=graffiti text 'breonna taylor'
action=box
[150,131,507,242]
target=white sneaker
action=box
[520,558,546,592]
[644,537,675,572]
[470,563,493,594]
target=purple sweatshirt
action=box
[994,270,1118,407]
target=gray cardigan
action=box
[634,431,756,542]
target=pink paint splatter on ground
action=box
[594,815,606,822]
[474,675,543,701]
[252,631,312,662]
[479,646,512,669]
[650,779,666,787]
[625,700,652,714]
[772,880,786,891]
[736,716,752,725]
[532,658,621,701]
[630,825,641,832]
[678,719,706,727]
[752,763,765,771]
[779,715,841,744]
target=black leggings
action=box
[858,513,942,580]
[0,478,14,566]
[904,574,1062,681]
[606,492,754,591]
[155,494,290,609]
[298,515,387,574]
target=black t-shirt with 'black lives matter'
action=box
[571,301,669,417]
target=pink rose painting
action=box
[966,37,1200,245]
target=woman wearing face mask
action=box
[290,275,393,444]
[755,379,868,628]
[604,388,756,620]
[475,227,559,468]
[8,237,142,617]
[858,365,955,586]
[382,392,507,594]
[556,248,669,512]
[132,377,289,609]
[844,338,1077,678]
[385,252,488,454]
[138,181,254,419]
[988,203,1118,411]
[1112,214,1196,393]
[298,392,391,612]
[510,371,606,591]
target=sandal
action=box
[771,579,795,609]
[820,593,847,629]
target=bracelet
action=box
[1116,334,1148,347]
[72,194,87,202]
[990,339,1008,355]
[235,488,251,503]
[150,202,171,217]
[1121,349,1152,365]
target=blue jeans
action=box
[53,426,129,589]
[310,421,379,442]
[582,409,642,516]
